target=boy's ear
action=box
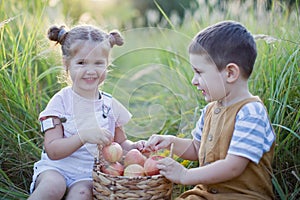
[225,63,240,83]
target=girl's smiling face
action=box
[64,41,109,99]
[190,53,227,103]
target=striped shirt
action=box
[192,102,275,164]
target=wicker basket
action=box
[93,144,174,200]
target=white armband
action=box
[40,118,56,133]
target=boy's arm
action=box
[145,135,200,161]
[183,154,249,185]
[171,137,200,161]
[158,154,249,185]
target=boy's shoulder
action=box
[203,101,215,111]
[238,101,267,118]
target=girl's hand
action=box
[78,127,113,146]
[144,134,175,152]
[134,140,147,152]
[74,111,113,146]
[157,157,188,185]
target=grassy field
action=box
[0,0,299,199]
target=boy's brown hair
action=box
[189,21,257,79]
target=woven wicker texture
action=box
[93,144,174,200]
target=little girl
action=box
[29,25,144,200]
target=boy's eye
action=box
[193,68,201,74]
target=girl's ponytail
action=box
[109,31,124,47]
[48,26,68,45]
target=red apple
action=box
[101,162,124,176]
[123,164,145,177]
[144,155,165,176]
[102,142,123,163]
[124,149,147,167]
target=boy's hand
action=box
[145,134,175,152]
[157,157,187,184]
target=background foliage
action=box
[0,0,299,199]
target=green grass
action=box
[1,0,299,199]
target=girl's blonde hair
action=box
[47,25,124,84]
[48,25,123,60]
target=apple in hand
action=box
[101,162,124,176]
[102,142,123,163]
[144,155,165,176]
[123,164,145,177]
[124,149,147,167]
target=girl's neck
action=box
[72,87,99,100]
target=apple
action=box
[124,149,147,167]
[101,162,124,176]
[144,155,165,176]
[123,164,145,177]
[102,142,123,163]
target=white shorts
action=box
[29,160,92,193]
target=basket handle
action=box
[95,144,105,166]
[168,143,174,158]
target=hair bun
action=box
[109,31,124,47]
[48,25,67,44]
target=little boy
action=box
[145,20,275,199]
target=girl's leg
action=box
[65,180,93,200]
[28,170,66,200]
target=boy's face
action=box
[190,53,227,103]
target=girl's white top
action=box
[38,86,132,174]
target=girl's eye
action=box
[95,62,106,68]
[95,60,105,64]
[77,60,85,65]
